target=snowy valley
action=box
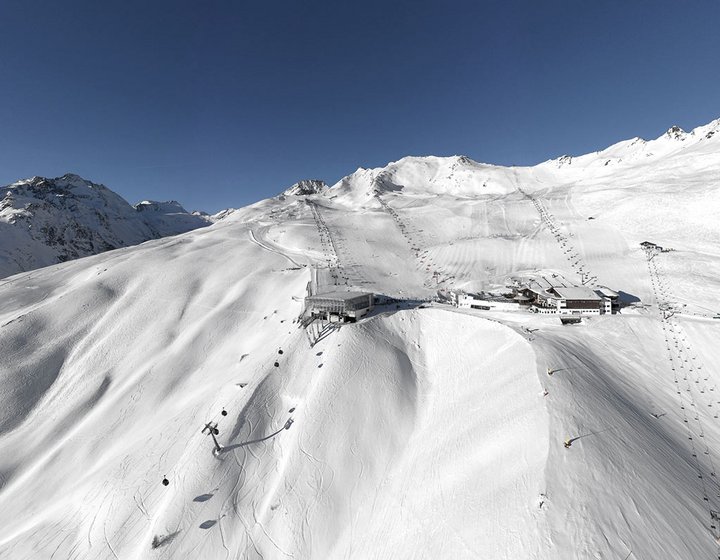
[1,121,720,559]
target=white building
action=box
[551,286,603,315]
[459,293,520,312]
[595,286,618,313]
[452,276,617,317]
[452,291,520,312]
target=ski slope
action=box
[1,120,720,559]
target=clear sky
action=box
[1,1,718,212]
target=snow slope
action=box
[0,174,214,279]
[1,120,720,559]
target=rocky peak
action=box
[283,179,328,196]
[665,125,686,140]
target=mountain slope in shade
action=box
[0,173,213,278]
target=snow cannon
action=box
[162,477,169,486]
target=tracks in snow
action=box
[305,200,370,288]
[372,177,454,291]
[520,188,600,287]
[646,250,720,554]
[248,227,306,269]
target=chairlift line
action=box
[647,255,720,537]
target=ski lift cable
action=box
[647,257,720,539]
[155,328,300,490]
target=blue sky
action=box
[0,1,718,212]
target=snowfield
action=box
[1,120,720,559]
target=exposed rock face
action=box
[282,179,328,196]
[0,173,213,278]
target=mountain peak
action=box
[0,174,213,278]
[53,173,102,189]
[690,118,720,140]
[58,172,88,183]
[283,179,328,196]
[665,125,686,140]
[14,173,101,193]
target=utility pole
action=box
[202,421,222,453]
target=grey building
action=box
[305,291,374,322]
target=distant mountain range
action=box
[0,173,220,278]
[3,119,718,281]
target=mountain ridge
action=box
[3,117,718,279]
[0,173,215,279]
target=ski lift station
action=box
[305,291,374,322]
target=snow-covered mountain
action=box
[1,120,720,559]
[0,173,213,278]
[542,119,720,171]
